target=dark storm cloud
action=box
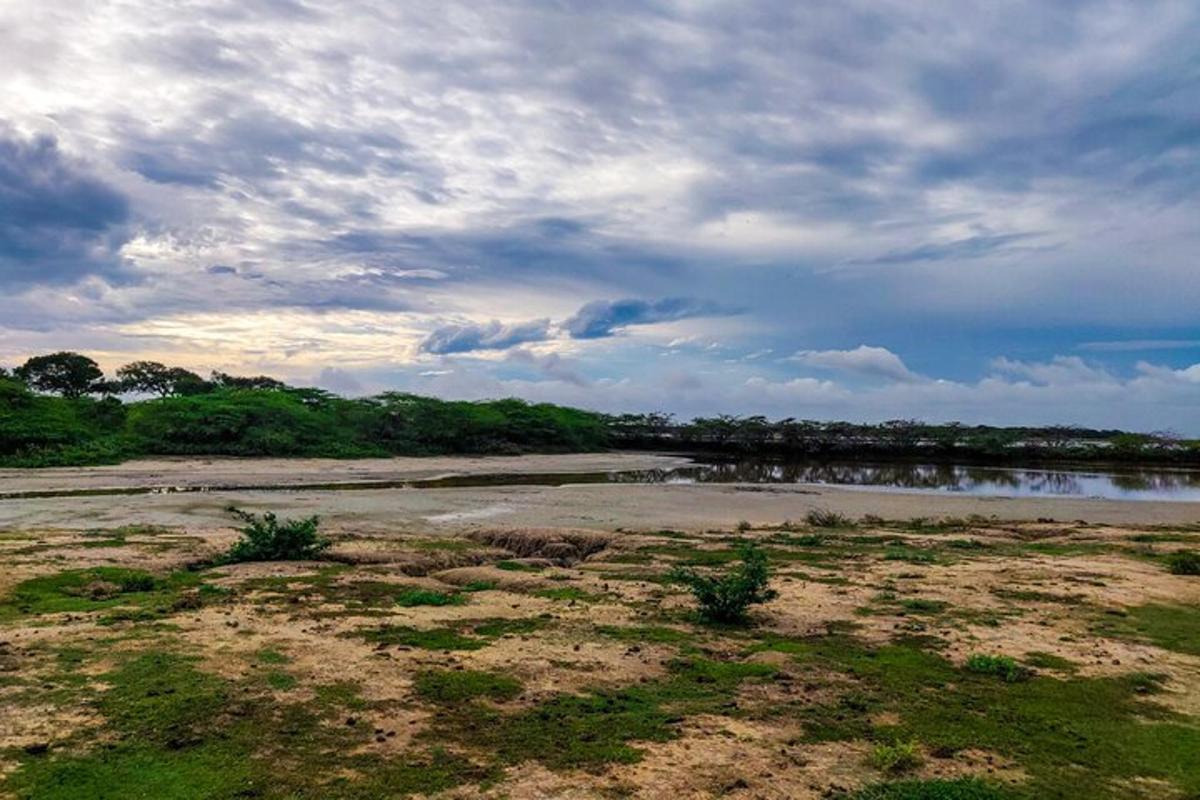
[564,298,729,339]
[421,319,552,355]
[856,233,1050,265]
[0,132,132,287]
[3,0,1200,431]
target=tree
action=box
[15,352,104,398]
[117,361,207,397]
[117,361,173,396]
[211,371,286,391]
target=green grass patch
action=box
[1165,550,1200,575]
[1091,603,1200,656]
[835,778,1010,799]
[533,587,604,602]
[594,625,696,645]
[964,654,1028,683]
[495,560,544,572]
[265,670,297,691]
[3,650,496,798]
[871,739,923,774]
[425,656,775,770]
[354,616,549,651]
[0,567,218,623]
[414,669,522,704]
[395,588,465,607]
[753,633,1199,799]
[992,588,1084,605]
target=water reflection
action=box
[604,461,1200,502]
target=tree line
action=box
[2,351,285,399]
[605,412,1195,463]
[2,351,1196,467]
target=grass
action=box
[354,617,550,651]
[425,656,775,770]
[1165,550,1200,575]
[532,586,604,602]
[394,588,465,607]
[898,598,948,615]
[358,625,487,651]
[414,669,522,704]
[836,778,1010,799]
[754,633,1200,799]
[594,624,697,644]
[1091,603,1200,656]
[0,567,219,622]
[871,739,923,774]
[4,649,496,799]
[991,588,1084,605]
[964,654,1029,683]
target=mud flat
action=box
[1,453,1199,531]
[1,455,1199,798]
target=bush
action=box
[871,739,923,774]
[806,508,855,528]
[965,653,1029,682]
[671,542,778,623]
[1166,550,1200,576]
[222,507,330,563]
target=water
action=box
[600,460,1200,502]
[3,458,1199,502]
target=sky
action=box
[1,1,1198,432]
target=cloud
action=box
[1079,340,1200,353]
[0,131,132,287]
[791,345,920,383]
[854,232,1049,265]
[420,318,552,355]
[505,348,589,387]
[2,1,1200,431]
[564,298,728,339]
[990,355,1111,386]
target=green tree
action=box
[118,361,207,397]
[15,352,104,398]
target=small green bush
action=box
[671,542,778,623]
[395,589,464,607]
[965,653,1028,682]
[871,739,923,774]
[222,507,330,563]
[1166,550,1200,576]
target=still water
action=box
[4,459,1199,502]
[588,460,1200,502]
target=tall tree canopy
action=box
[15,352,104,398]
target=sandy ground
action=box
[2,455,1200,798]
[1,453,1199,531]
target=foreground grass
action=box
[5,651,494,800]
[756,634,1200,799]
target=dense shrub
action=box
[965,654,1029,682]
[2,384,610,466]
[671,542,778,623]
[222,507,330,563]
[1166,550,1200,576]
[871,739,923,774]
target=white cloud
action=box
[791,345,921,383]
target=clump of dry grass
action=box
[469,528,612,564]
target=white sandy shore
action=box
[1,453,1198,530]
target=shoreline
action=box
[1,452,1199,530]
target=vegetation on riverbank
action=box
[3,514,1200,797]
[2,352,1197,467]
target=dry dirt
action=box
[1,455,1199,798]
